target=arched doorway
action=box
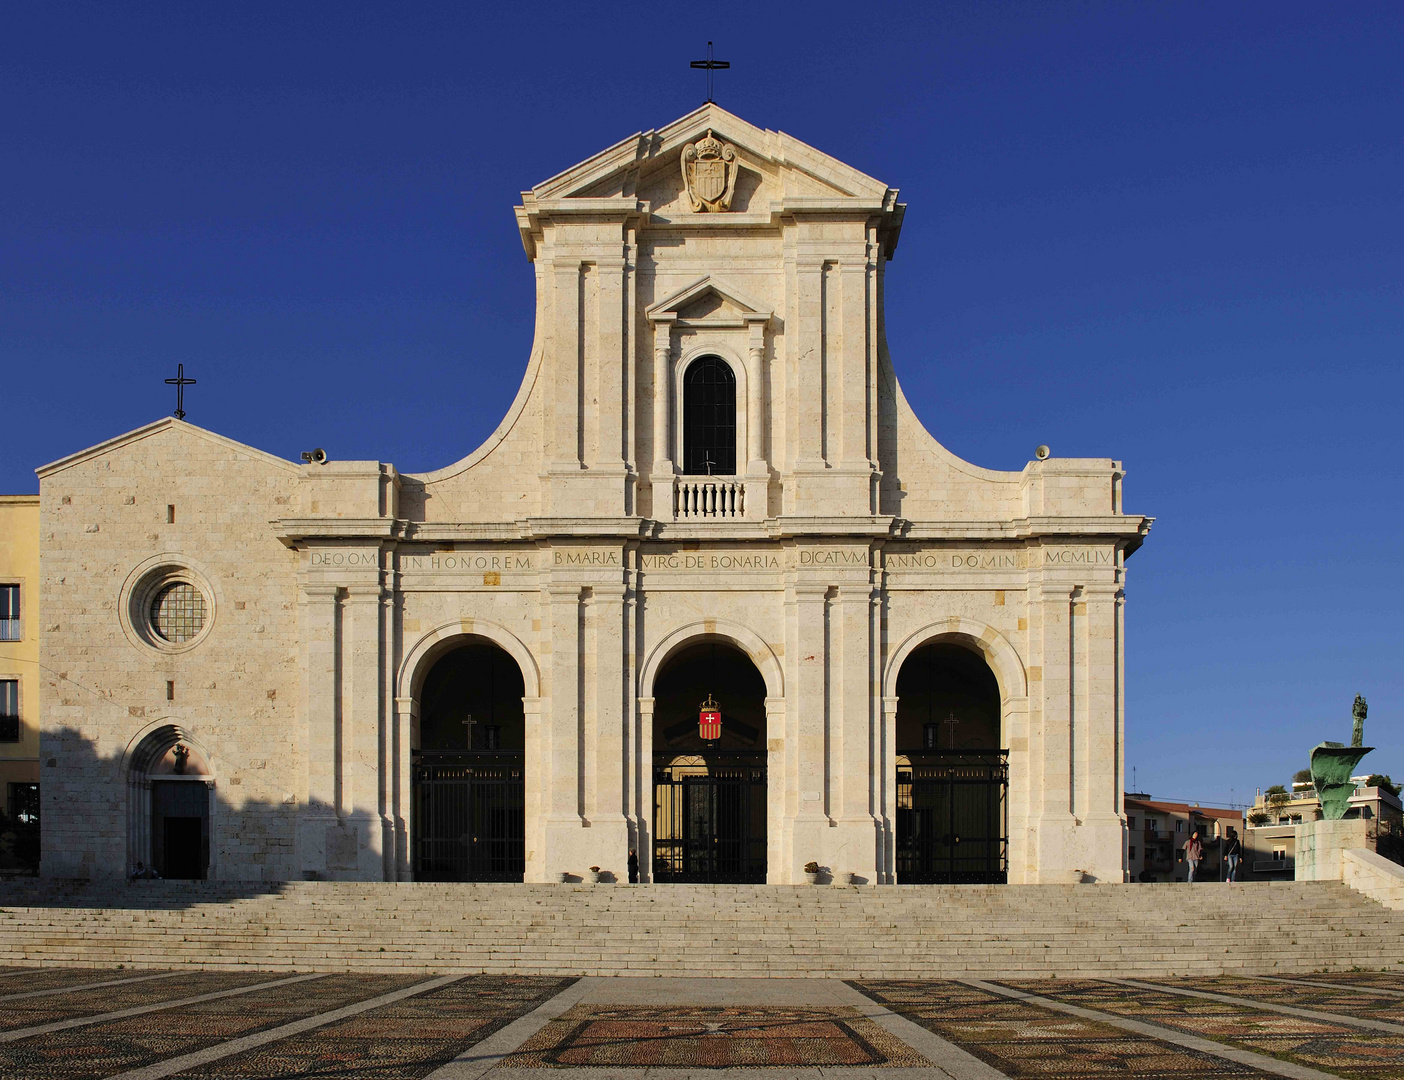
[894,642,1008,883]
[412,640,525,882]
[652,639,766,882]
[126,725,213,880]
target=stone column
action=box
[636,695,655,882]
[832,583,878,882]
[784,582,830,882]
[764,695,787,884]
[1081,581,1125,882]
[586,585,629,876]
[880,695,900,884]
[744,314,769,519]
[297,583,340,879]
[344,583,386,879]
[1031,580,1077,881]
[549,258,583,475]
[543,584,583,875]
[649,316,676,519]
[522,694,545,881]
[393,695,415,881]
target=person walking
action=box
[1183,830,1203,883]
[1223,827,1241,884]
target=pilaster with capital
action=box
[649,317,676,518]
[542,583,583,873]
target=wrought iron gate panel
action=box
[896,751,1008,884]
[412,750,524,882]
[653,753,766,883]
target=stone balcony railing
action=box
[673,475,746,520]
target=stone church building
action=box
[38,105,1150,886]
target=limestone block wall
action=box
[39,421,303,880]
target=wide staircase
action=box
[1,879,1401,978]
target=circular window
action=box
[119,558,217,654]
[150,583,207,643]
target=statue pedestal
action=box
[1294,818,1371,881]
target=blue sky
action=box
[2,2,1400,806]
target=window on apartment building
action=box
[1147,818,1158,831]
[1176,821,1183,832]
[1127,816,1136,829]
[1128,846,1136,859]
[0,585,18,641]
[1272,847,1286,862]
[6,783,38,825]
[0,679,17,742]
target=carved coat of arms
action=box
[681,129,739,212]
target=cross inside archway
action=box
[462,714,476,750]
[944,712,960,749]
[690,42,730,103]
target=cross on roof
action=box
[164,363,196,420]
[690,42,730,104]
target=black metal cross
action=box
[690,42,730,103]
[164,363,196,420]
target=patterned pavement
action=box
[0,967,171,995]
[1137,974,1404,1024]
[849,979,1278,1077]
[1005,976,1404,1080]
[504,1003,928,1069]
[0,970,276,1032]
[2,966,1403,1077]
[173,976,574,1079]
[0,974,422,1079]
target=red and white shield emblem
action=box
[692,159,726,204]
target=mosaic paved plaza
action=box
[0,966,1399,1079]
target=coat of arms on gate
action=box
[681,129,739,212]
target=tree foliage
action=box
[1366,774,1401,797]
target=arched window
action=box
[682,357,736,475]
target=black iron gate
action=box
[896,751,1008,883]
[412,751,524,882]
[653,752,766,883]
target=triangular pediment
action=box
[36,417,299,479]
[526,103,896,207]
[646,275,771,325]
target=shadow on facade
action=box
[27,725,301,907]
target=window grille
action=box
[150,583,206,643]
[0,585,17,641]
[0,680,17,742]
[682,357,736,475]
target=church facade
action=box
[38,105,1150,885]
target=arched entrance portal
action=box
[412,641,525,881]
[652,640,766,883]
[125,725,213,880]
[895,642,1008,883]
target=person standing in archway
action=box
[1183,831,1203,883]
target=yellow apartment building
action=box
[0,495,40,831]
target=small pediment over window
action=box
[647,275,771,329]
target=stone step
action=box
[2,877,1402,978]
